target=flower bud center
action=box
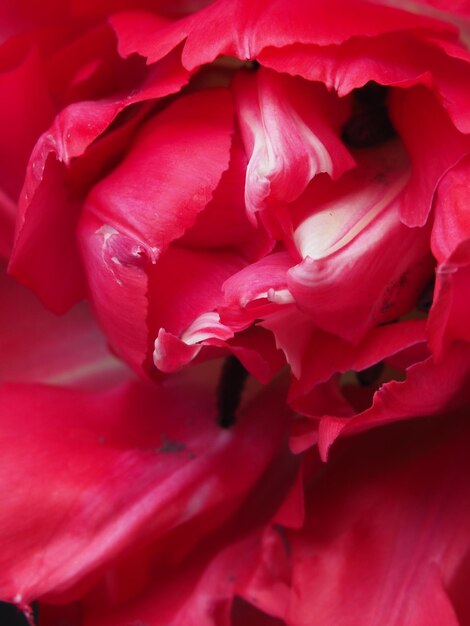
[417,278,435,313]
[342,83,396,148]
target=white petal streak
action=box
[235,68,354,218]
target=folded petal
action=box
[79,89,234,374]
[10,48,189,312]
[179,133,271,260]
[390,85,470,227]
[148,244,245,369]
[428,156,470,356]
[258,28,470,133]
[84,88,233,256]
[234,68,354,219]
[316,342,470,459]
[290,319,427,400]
[288,143,433,342]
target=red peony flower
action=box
[1,0,470,624]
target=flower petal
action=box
[0,364,291,606]
[80,89,234,374]
[288,413,470,626]
[234,68,354,219]
[428,156,470,356]
[317,342,470,459]
[9,48,189,313]
[0,263,125,387]
[390,86,470,227]
[288,144,433,342]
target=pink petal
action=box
[46,23,145,108]
[81,529,288,626]
[148,244,246,350]
[223,251,293,310]
[110,10,190,63]
[428,156,470,356]
[83,88,233,253]
[180,133,272,260]
[0,187,15,260]
[234,68,354,218]
[78,390,297,626]
[291,319,427,400]
[79,89,234,374]
[9,48,189,312]
[390,85,470,227]
[153,328,209,373]
[260,307,314,380]
[181,0,456,70]
[227,326,286,383]
[0,364,291,606]
[0,263,125,388]
[150,247,287,378]
[111,0,456,70]
[403,0,470,18]
[78,215,152,375]
[288,144,433,342]
[431,156,470,264]
[10,156,88,313]
[287,413,470,625]
[317,342,470,459]
[258,30,470,133]
[0,47,54,202]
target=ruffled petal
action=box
[181,0,456,69]
[258,29,470,133]
[291,319,427,399]
[316,342,470,459]
[110,0,456,70]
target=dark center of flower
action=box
[341,82,396,149]
[247,59,260,70]
[217,356,249,428]
[0,602,39,626]
[417,278,435,313]
[356,361,385,386]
